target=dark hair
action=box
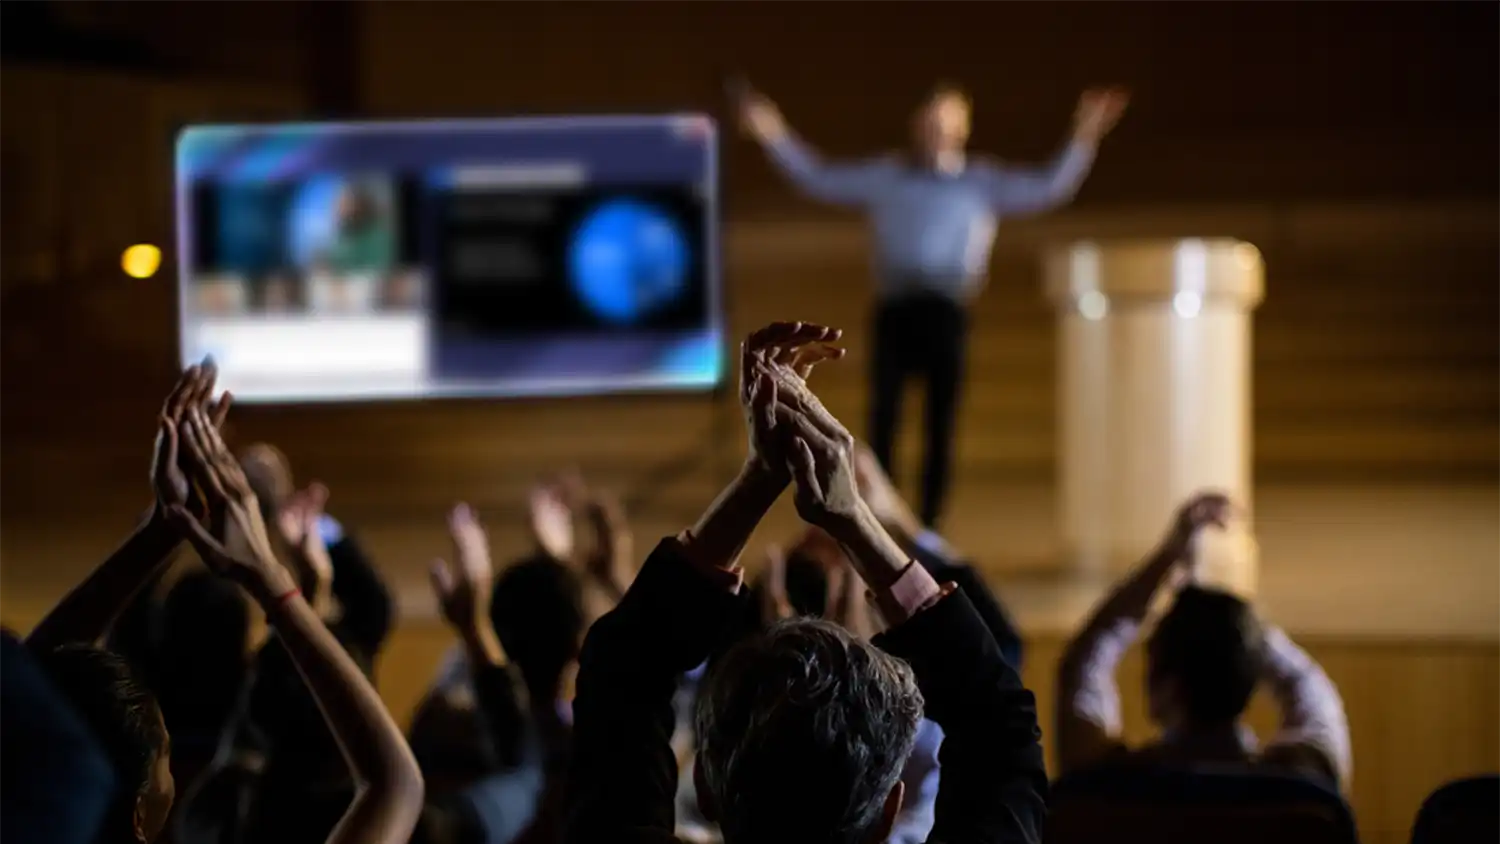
[744,551,837,634]
[40,644,167,833]
[490,555,586,701]
[695,618,923,844]
[1147,586,1266,724]
[408,694,493,787]
[782,551,832,618]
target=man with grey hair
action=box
[693,616,926,842]
[565,321,1046,844]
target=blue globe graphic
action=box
[567,200,689,325]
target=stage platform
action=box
[952,482,1500,641]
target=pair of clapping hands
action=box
[739,322,867,535]
[151,360,299,597]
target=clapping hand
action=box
[738,321,860,530]
[164,406,291,594]
[529,480,576,564]
[278,483,330,548]
[429,503,494,636]
[740,321,845,484]
[554,468,635,599]
[751,327,915,593]
[1165,491,1235,563]
[1073,87,1130,144]
[431,502,506,666]
[752,355,863,534]
[278,482,335,617]
[681,321,846,574]
[151,359,232,523]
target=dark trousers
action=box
[868,291,969,527]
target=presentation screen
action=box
[175,115,722,403]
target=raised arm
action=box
[276,483,338,621]
[169,407,423,844]
[555,470,636,602]
[855,443,1024,668]
[770,373,1048,844]
[27,362,228,653]
[429,503,529,768]
[977,87,1128,216]
[565,322,846,844]
[1055,492,1230,776]
[1258,625,1352,789]
[738,85,889,206]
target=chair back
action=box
[1046,763,1358,844]
[1410,775,1499,844]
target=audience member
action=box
[1,630,117,844]
[414,473,628,844]
[414,504,545,844]
[36,643,175,844]
[14,361,425,844]
[850,445,1028,844]
[731,443,1028,844]
[1056,493,1351,789]
[153,570,267,844]
[6,318,1441,844]
[239,447,394,661]
[565,322,1047,844]
[21,362,231,844]
[168,400,426,843]
[238,449,397,844]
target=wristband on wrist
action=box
[275,586,301,607]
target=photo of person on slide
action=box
[319,182,396,274]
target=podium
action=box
[1044,239,1265,596]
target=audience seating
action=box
[1410,774,1499,844]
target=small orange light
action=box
[122,244,162,279]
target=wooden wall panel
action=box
[1,191,1494,623]
[359,1,1499,206]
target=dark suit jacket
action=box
[909,543,1024,672]
[564,539,1048,844]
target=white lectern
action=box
[1045,239,1265,596]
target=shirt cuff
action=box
[673,530,745,594]
[869,561,949,625]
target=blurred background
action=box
[1,3,1495,842]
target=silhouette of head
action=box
[491,555,589,703]
[1146,586,1266,731]
[41,644,175,843]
